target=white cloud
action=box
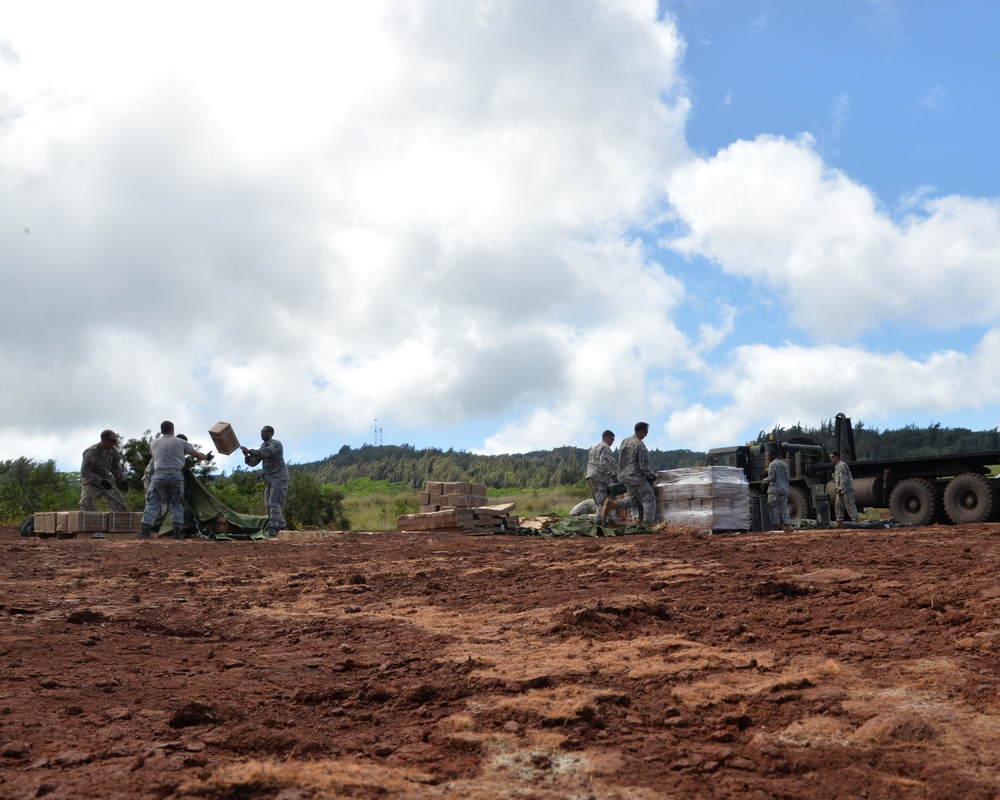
[665,134,1000,338]
[4,0,1000,475]
[829,91,851,140]
[0,0,695,468]
[918,85,947,111]
[665,330,1000,450]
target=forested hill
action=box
[767,418,1000,461]
[295,419,1000,489]
[295,444,706,490]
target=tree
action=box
[120,431,153,492]
[284,471,349,530]
[206,468,265,515]
[0,458,79,522]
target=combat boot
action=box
[139,524,151,539]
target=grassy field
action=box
[337,482,591,532]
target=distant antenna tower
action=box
[374,418,383,446]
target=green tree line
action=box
[297,443,707,489]
[761,417,1000,460]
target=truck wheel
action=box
[943,473,994,525]
[787,486,810,521]
[889,478,936,526]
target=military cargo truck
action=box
[707,413,1000,526]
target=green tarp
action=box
[153,467,270,540]
[19,469,270,540]
[514,515,654,538]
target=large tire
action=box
[943,473,995,525]
[889,478,936,526]
[787,485,810,522]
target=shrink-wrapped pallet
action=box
[655,466,750,531]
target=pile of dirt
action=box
[3,523,1000,798]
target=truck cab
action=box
[707,438,831,521]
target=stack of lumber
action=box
[395,507,475,533]
[469,503,518,534]
[396,482,519,534]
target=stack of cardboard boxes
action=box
[396,481,519,534]
[419,481,489,512]
[34,511,145,539]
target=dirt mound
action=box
[3,524,1000,798]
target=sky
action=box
[3,0,1000,472]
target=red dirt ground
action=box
[3,522,1000,799]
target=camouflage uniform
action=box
[618,434,656,524]
[834,460,859,523]
[763,457,790,528]
[80,442,128,512]
[142,435,196,531]
[585,440,618,522]
[142,460,155,493]
[244,438,289,535]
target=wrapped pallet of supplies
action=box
[655,466,750,532]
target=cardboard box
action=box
[65,511,107,533]
[54,512,69,533]
[35,512,57,534]
[209,422,240,456]
[108,512,144,533]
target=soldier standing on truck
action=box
[619,422,657,525]
[762,449,790,530]
[831,451,859,524]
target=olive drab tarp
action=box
[154,468,270,540]
[516,515,653,538]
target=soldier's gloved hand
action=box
[205,451,215,463]
[117,481,128,492]
[100,479,113,490]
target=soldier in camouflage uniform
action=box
[831,451,859,523]
[80,429,128,512]
[618,422,657,525]
[586,430,619,523]
[241,426,289,538]
[762,449,791,529]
